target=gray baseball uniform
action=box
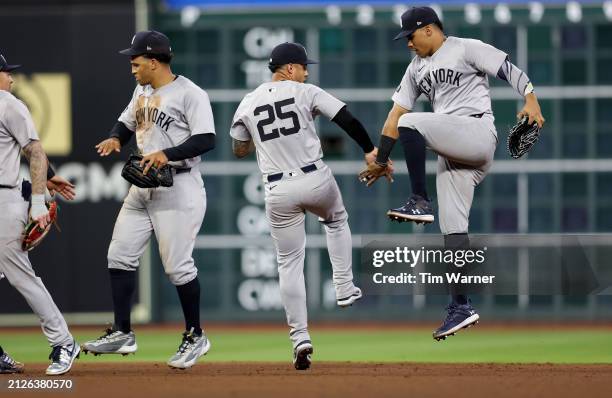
[231,81,358,348]
[0,90,73,347]
[394,37,505,234]
[109,76,214,286]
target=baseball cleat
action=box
[167,328,211,369]
[387,194,434,224]
[433,302,480,341]
[0,351,25,374]
[293,340,313,370]
[81,328,138,355]
[337,287,363,307]
[46,340,80,376]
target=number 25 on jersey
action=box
[254,98,301,142]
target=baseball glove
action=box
[507,117,541,159]
[121,154,173,188]
[22,201,59,251]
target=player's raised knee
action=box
[397,113,421,130]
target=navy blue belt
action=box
[0,184,13,189]
[470,113,486,118]
[267,163,318,183]
[174,168,191,175]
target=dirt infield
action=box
[3,363,611,398]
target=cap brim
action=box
[305,59,318,65]
[393,30,414,41]
[2,64,21,72]
[119,48,141,56]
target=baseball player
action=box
[0,53,80,375]
[81,31,216,369]
[0,346,24,374]
[230,42,373,370]
[360,7,545,340]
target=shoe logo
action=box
[411,209,421,215]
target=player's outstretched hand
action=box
[359,162,393,187]
[140,150,169,175]
[47,175,76,201]
[517,93,545,129]
[365,147,378,165]
[96,137,121,156]
[364,147,394,185]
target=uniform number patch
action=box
[254,98,301,142]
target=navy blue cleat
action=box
[0,351,24,374]
[433,302,480,341]
[387,194,434,224]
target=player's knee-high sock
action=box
[176,277,202,335]
[323,218,354,298]
[398,127,428,200]
[109,269,136,333]
[444,233,470,305]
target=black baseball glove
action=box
[121,154,173,188]
[507,117,541,159]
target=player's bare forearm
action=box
[496,59,545,128]
[232,138,254,158]
[359,104,408,185]
[381,103,410,139]
[368,103,409,166]
[22,141,48,195]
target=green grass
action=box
[1,328,611,364]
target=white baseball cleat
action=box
[337,287,363,307]
[46,340,80,376]
[167,328,211,369]
[293,340,313,370]
[82,328,138,356]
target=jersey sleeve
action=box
[229,98,252,142]
[463,38,508,77]
[118,87,138,131]
[306,84,346,120]
[184,88,216,136]
[2,97,39,148]
[391,61,421,111]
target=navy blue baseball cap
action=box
[119,30,172,56]
[0,54,21,72]
[269,42,317,67]
[393,7,443,41]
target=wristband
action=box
[47,165,56,180]
[375,135,397,165]
[30,194,47,219]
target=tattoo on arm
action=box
[232,138,254,159]
[22,141,48,195]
